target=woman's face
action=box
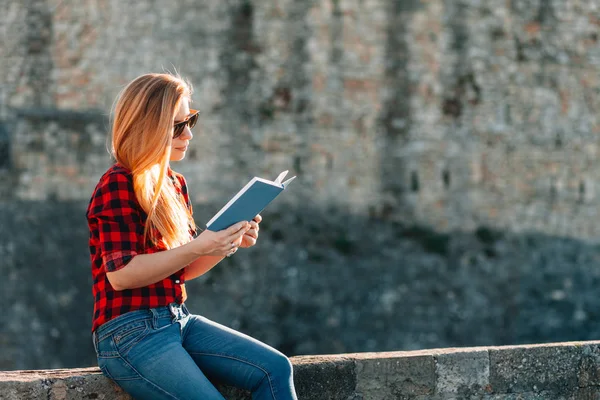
[170,98,194,162]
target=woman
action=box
[86,73,298,399]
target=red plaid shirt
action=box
[86,164,194,332]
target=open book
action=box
[206,170,296,231]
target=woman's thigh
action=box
[96,319,226,400]
[181,314,294,393]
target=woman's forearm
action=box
[106,221,250,290]
[107,241,202,290]
[185,255,226,281]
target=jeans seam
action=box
[181,317,191,343]
[96,318,150,342]
[98,364,114,381]
[189,352,277,400]
[116,353,181,400]
[118,327,150,357]
[114,324,146,343]
[97,353,120,358]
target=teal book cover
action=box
[206,171,296,231]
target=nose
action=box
[181,125,193,140]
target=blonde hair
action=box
[111,73,196,250]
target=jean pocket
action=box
[98,356,140,382]
[95,333,119,358]
[113,321,150,356]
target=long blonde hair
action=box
[111,73,196,250]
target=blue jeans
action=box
[92,303,297,400]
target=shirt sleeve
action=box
[91,171,145,272]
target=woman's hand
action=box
[240,214,261,249]
[194,221,250,257]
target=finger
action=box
[223,223,248,243]
[253,214,262,223]
[244,228,258,239]
[227,228,248,243]
[243,237,256,247]
[226,246,238,257]
[249,221,259,230]
[226,221,248,235]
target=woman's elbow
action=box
[106,271,129,291]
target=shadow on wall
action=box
[2,196,600,370]
[3,0,600,372]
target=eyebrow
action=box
[174,110,195,124]
[174,114,189,124]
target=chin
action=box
[170,152,186,162]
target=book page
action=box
[274,170,288,185]
[282,176,296,188]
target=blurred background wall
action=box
[2,0,600,370]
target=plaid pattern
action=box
[86,164,193,332]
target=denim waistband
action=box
[94,303,189,342]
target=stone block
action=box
[578,343,600,388]
[489,343,582,394]
[482,392,567,400]
[293,355,356,400]
[434,348,490,396]
[0,368,129,400]
[354,352,436,399]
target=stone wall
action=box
[2,0,600,370]
[3,0,600,236]
[3,341,600,399]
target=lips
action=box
[175,146,188,151]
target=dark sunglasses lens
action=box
[188,113,199,129]
[173,112,198,139]
[173,123,185,139]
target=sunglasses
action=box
[173,109,199,139]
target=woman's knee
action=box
[268,352,293,379]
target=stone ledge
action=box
[2,341,600,399]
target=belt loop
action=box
[150,308,159,329]
[168,303,178,323]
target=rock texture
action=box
[1,0,600,371]
[3,342,600,399]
